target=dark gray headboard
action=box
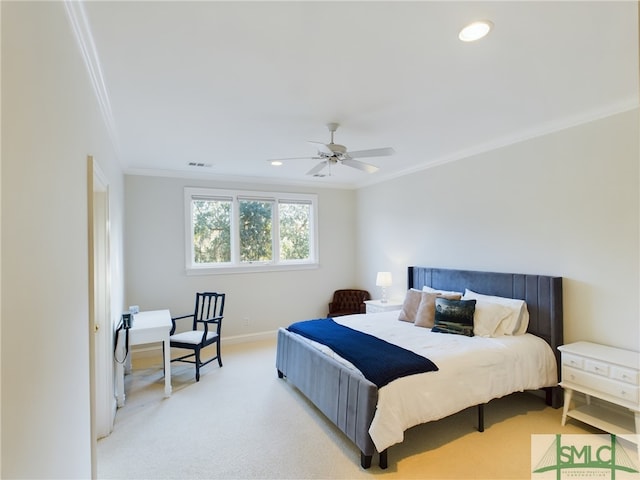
[408,266,564,407]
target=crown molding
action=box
[356,99,639,189]
[64,1,121,163]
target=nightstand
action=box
[364,299,403,314]
[558,341,639,438]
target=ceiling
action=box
[80,1,638,188]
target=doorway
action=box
[88,156,114,477]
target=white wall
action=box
[356,109,639,352]
[1,2,125,478]
[124,175,358,338]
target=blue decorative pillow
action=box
[432,298,476,337]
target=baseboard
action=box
[130,330,278,358]
[224,330,278,345]
[130,342,164,357]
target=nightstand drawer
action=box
[585,359,610,377]
[612,366,640,386]
[364,300,403,314]
[562,353,585,370]
[615,384,639,404]
[563,366,639,405]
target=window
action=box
[185,188,318,274]
[239,198,273,263]
[192,197,232,263]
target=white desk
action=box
[115,309,172,407]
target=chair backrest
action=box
[193,292,225,329]
[330,289,370,314]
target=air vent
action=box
[187,162,213,168]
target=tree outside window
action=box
[239,199,272,262]
[192,198,231,263]
[279,202,310,261]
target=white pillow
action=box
[422,285,463,297]
[462,289,527,335]
[472,300,513,337]
[515,303,530,335]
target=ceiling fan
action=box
[268,123,395,177]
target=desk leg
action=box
[634,411,640,461]
[115,329,126,407]
[163,339,172,397]
[115,361,125,407]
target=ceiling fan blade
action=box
[341,158,379,174]
[306,161,328,176]
[266,156,319,163]
[346,147,395,159]
[308,141,333,156]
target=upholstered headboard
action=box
[408,266,564,407]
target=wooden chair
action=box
[328,289,371,317]
[170,292,225,381]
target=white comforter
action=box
[297,311,558,452]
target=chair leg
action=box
[217,340,223,367]
[195,347,201,382]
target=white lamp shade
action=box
[376,271,392,287]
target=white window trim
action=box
[184,187,319,275]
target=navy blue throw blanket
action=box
[287,318,438,387]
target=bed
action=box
[276,266,563,469]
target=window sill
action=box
[186,262,320,276]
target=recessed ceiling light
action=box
[270,160,283,166]
[459,20,493,42]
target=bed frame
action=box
[276,266,563,469]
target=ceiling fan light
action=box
[459,20,493,42]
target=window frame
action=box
[184,187,319,275]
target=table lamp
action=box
[376,271,392,303]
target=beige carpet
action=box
[97,337,601,479]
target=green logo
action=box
[532,434,639,479]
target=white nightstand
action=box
[364,299,403,314]
[558,341,640,439]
